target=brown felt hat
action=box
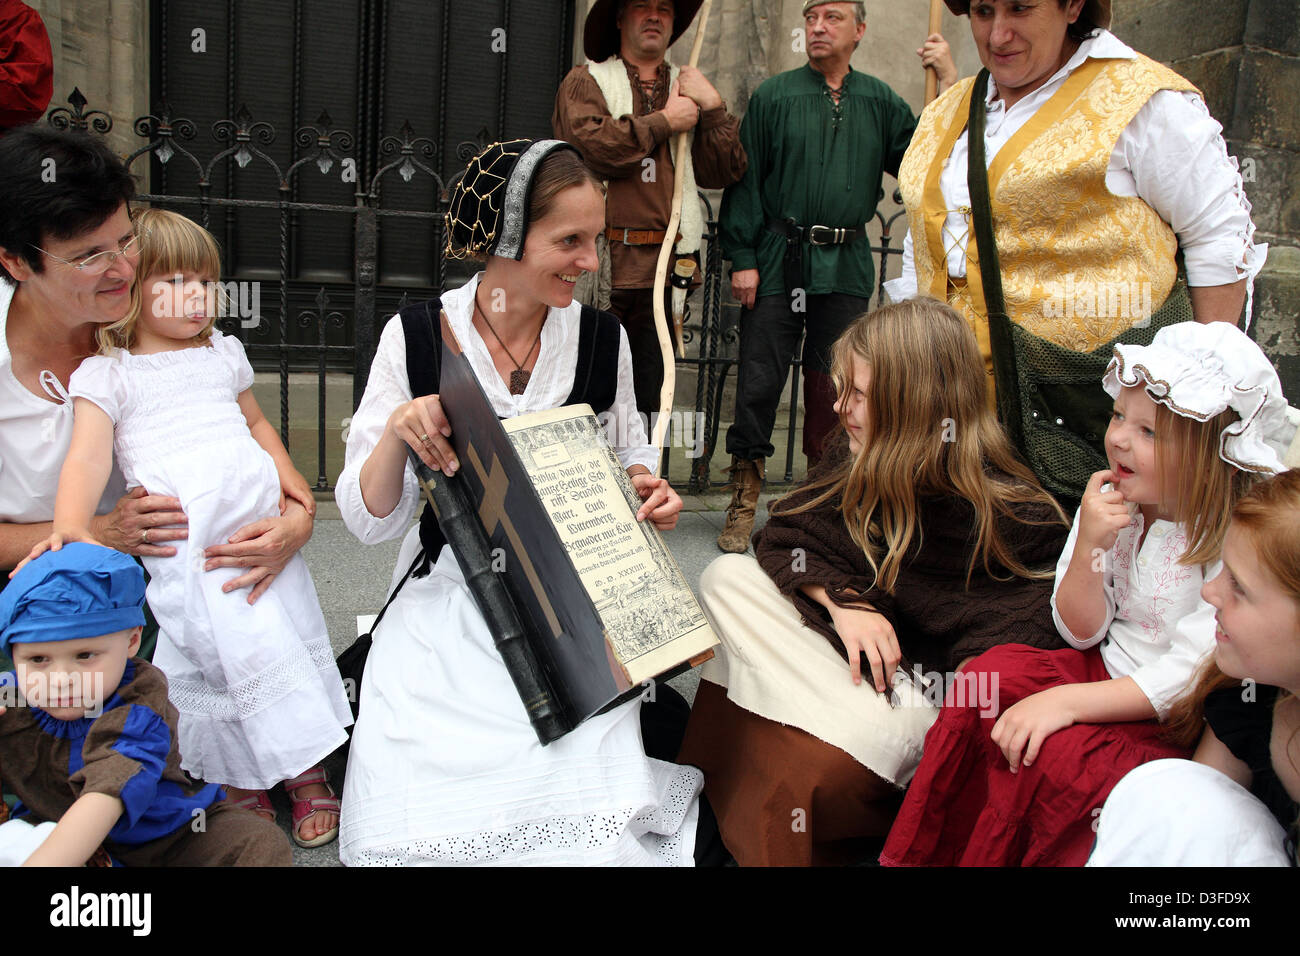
[942,0,1111,30]
[583,0,705,62]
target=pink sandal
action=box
[284,767,340,849]
[224,789,276,824]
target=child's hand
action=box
[827,602,901,693]
[1077,470,1133,555]
[279,471,317,518]
[990,686,1076,773]
[8,529,102,578]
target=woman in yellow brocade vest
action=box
[886,0,1266,503]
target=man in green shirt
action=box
[716,0,916,552]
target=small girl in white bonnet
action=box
[882,320,1294,867]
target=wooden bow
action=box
[650,0,713,473]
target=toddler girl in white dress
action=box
[20,209,352,848]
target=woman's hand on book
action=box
[387,395,458,475]
[628,470,682,530]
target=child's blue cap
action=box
[0,544,145,656]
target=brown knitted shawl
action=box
[755,439,1071,677]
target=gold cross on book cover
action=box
[408,310,716,744]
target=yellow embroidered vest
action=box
[898,56,1199,366]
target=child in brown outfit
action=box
[0,543,289,866]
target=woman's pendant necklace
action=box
[474,297,543,396]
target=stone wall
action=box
[665,0,982,116]
[1111,0,1299,398]
[26,0,149,158]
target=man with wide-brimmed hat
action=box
[714,0,916,553]
[553,0,746,420]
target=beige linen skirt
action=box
[678,554,941,865]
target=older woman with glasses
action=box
[0,127,313,612]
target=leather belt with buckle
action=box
[766,218,865,245]
[607,227,679,246]
[808,224,860,245]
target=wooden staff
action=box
[650,0,713,472]
[924,0,944,105]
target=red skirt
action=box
[880,643,1188,867]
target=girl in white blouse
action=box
[881,321,1295,866]
[1089,469,1300,867]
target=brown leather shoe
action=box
[717,456,765,553]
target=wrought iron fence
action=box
[47,88,905,493]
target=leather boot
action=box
[717,456,765,553]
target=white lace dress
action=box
[334,275,703,866]
[68,333,353,789]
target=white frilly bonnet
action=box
[1102,321,1295,475]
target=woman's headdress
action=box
[444,138,581,261]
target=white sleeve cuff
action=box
[1052,599,1111,650]
[881,276,914,305]
[883,230,920,304]
[336,315,421,545]
[336,460,419,546]
[610,327,661,474]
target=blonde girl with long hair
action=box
[18,208,353,848]
[883,320,1295,867]
[679,298,1072,866]
[1090,469,1300,866]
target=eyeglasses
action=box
[30,231,146,275]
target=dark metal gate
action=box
[147,0,577,378]
[48,1,907,495]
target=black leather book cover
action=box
[434,312,632,728]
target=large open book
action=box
[415,310,716,744]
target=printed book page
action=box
[503,404,716,683]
